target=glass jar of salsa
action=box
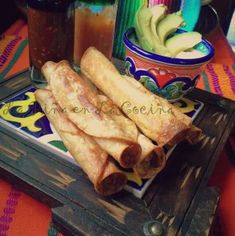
[27,0,75,87]
[74,0,118,65]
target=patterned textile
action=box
[0,19,29,81]
[0,180,58,236]
[197,63,235,101]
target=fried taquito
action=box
[80,47,199,146]
[42,61,141,168]
[35,89,127,195]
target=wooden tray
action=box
[0,86,204,199]
[0,68,234,236]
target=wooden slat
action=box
[185,187,220,236]
[0,123,151,235]
[0,70,31,101]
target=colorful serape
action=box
[0,19,29,82]
[197,63,235,101]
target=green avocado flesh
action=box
[150,5,167,42]
[135,6,155,52]
[134,5,202,58]
[135,5,171,56]
[165,32,202,57]
[156,11,184,44]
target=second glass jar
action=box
[27,0,75,87]
[74,0,118,65]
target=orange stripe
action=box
[204,69,216,94]
[0,181,12,215]
[211,64,235,100]
[4,44,29,78]
[196,74,205,90]
[7,190,51,236]
[4,20,26,36]
[0,36,22,71]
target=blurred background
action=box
[0,0,234,57]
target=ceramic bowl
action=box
[123,27,214,102]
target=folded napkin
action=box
[0,19,29,82]
[197,63,235,101]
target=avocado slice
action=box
[134,6,155,52]
[150,4,167,42]
[165,31,202,57]
[134,5,171,56]
[156,11,185,44]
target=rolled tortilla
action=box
[95,93,166,179]
[42,60,141,168]
[80,47,194,146]
[35,89,127,195]
[186,125,202,144]
[135,134,166,179]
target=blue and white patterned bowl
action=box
[123,27,214,102]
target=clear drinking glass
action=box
[27,0,75,87]
[74,0,118,65]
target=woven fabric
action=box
[0,19,29,81]
[0,180,54,236]
[197,63,235,101]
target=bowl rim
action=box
[123,27,215,66]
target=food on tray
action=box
[42,60,141,168]
[35,89,127,196]
[135,134,165,179]
[35,48,202,195]
[84,87,166,179]
[80,47,197,146]
[186,125,202,144]
[134,4,202,58]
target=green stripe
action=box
[0,39,28,81]
[201,71,211,92]
[48,223,59,236]
[232,64,235,71]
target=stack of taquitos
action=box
[80,47,201,146]
[81,85,166,179]
[35,89,127,195]
[42,60,141,169]
[41,60,166,179]
[35,47,202,194]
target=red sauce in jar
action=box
[27,3,74,70]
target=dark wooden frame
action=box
[0,69,234,236]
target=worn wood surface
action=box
[0,71,234,235]
[0,70,30,100]
[185,187,220,236]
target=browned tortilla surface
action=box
[80,47,195,146]
[35,89,127,195]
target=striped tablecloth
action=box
[198,63,235,101]
[0,19,29,81]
